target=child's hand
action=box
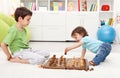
[64,51,67,55]
[64,47,70,55]
[7,55,12,61]
[80,56,84,60]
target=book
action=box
[81,0,87,11]
[67,2,74,11]
[90,3,98,11]
[108,18,114,26]
[53,2,64,11]
[90,4,94,11]
[32,2,36,11]
[27,2,36,11]
[53,2,58,11]
[58,2,64,11]
[94,3,98,11]
[78,0,80,11]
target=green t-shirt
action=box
[3,26,29,54]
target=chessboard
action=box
[41,55,89,71]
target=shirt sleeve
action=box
[3,29,16,46]
[81,37,89,49]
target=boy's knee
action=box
[45,52,50,58]
[41,50,50,58]
[29,56,46,65]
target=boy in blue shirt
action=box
[64,26,111,66]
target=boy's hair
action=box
[14,7,32,22]
[71,26,88,37]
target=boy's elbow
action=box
[1,42,4,47]
[1,42,7,47]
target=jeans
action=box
[93,43,111,65]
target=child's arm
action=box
[80,49,86,59]
[65,41,84,55]
[1,42,12,60]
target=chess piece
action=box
[49,55,56,66]
[60,55,63,65]
[71,57,75,67]
[66,60,71,67]
[75,58,79,66]
[80,59,86,68]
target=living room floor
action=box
[0,42,120,78]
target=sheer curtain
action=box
[114,12,120,44]
[0,0,19,16]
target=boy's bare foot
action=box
[9,57,21,63]
[89,61,96,66]
[38,65,43,68]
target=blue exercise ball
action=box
[97,25,116,43]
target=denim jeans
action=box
[93,43,112,65]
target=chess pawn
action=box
[53,55,56,59]
[49,55,56,66]
[72,58,75,67]
[80,59,85,68]
[49,59,54,66]
[67,60,71,67]
[63,58,66,67]
[54,58,58,65]
[52,58,58,66]
[60,55,63,65]
[75,58,79,66]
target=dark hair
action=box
[14,7,32,22]
[71,26,88,37]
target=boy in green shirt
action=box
[1,7,49,64]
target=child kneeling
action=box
[64,26,111,66]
